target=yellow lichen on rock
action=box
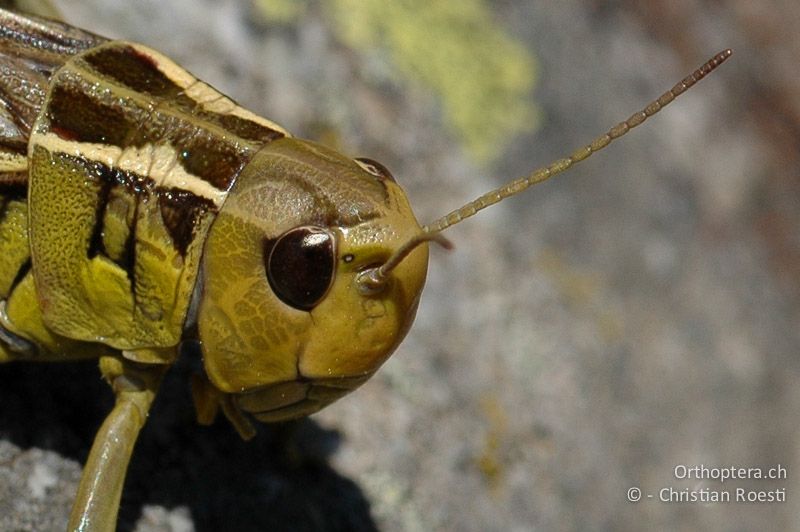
[255,0,540,163]
[329,0,539,162]
[253,0,307,24]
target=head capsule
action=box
[197,137,428,423]
[194,49,732,432]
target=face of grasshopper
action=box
[198,137,429,421]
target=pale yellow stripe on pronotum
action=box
[184,80,294,137]
[122,42,291,137]
[33,132,229,206]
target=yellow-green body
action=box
[0,8,428,529]
[3,37,289,362]
[0,33,427,387]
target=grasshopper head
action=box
[195,49,732,429]
[197,137,428,422]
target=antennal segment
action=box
[423,48,732,235]
[356,49,731,293]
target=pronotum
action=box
[0,5,731,530]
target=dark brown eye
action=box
[265,226,335,311]
[355,157,396,182]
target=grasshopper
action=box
[0,6,731,530]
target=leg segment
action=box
[68,356,167,532]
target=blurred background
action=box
[0,1,797,530]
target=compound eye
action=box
[355,157,396,182]
[266,226,335,311]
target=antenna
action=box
[357,49,732,293]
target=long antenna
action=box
[357,49,732,293]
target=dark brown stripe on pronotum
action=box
[47,80,139,145]
[80,44,287,143]
[157,187,216,256]
[46,91,248,192]
[46,63,262,192]
[55,151,217,260]
[171,129,252,191]
[214,113,286,144]
[81,44,182,98]
[87,177,114,258]
[72,154,142,281]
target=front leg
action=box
[69,355,167,532]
